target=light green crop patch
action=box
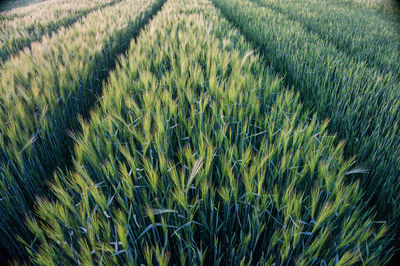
[26,0,389,264]
[0,0,165,259]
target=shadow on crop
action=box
[0,0,40,12]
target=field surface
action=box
[0,0,399,264]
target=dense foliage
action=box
[0,0,120,62]
[214,0,400,231]
[252,0,400,79]
[0,0,398,264]
[0,0,164,258]
[26,0,391,264]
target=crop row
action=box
[252,0,400,80]
[26,0,389,264]
[0,0,69,21]
[214,0,400,237]
[333,0,400,18]
[0,0,120,63]
[0,0,164,259]
[319,0,399,25]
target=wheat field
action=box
[0,0,399,264]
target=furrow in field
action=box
[27,0,388,264]
[0,0,120,63]
[252,0,400,80]
[0,0,165,260]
